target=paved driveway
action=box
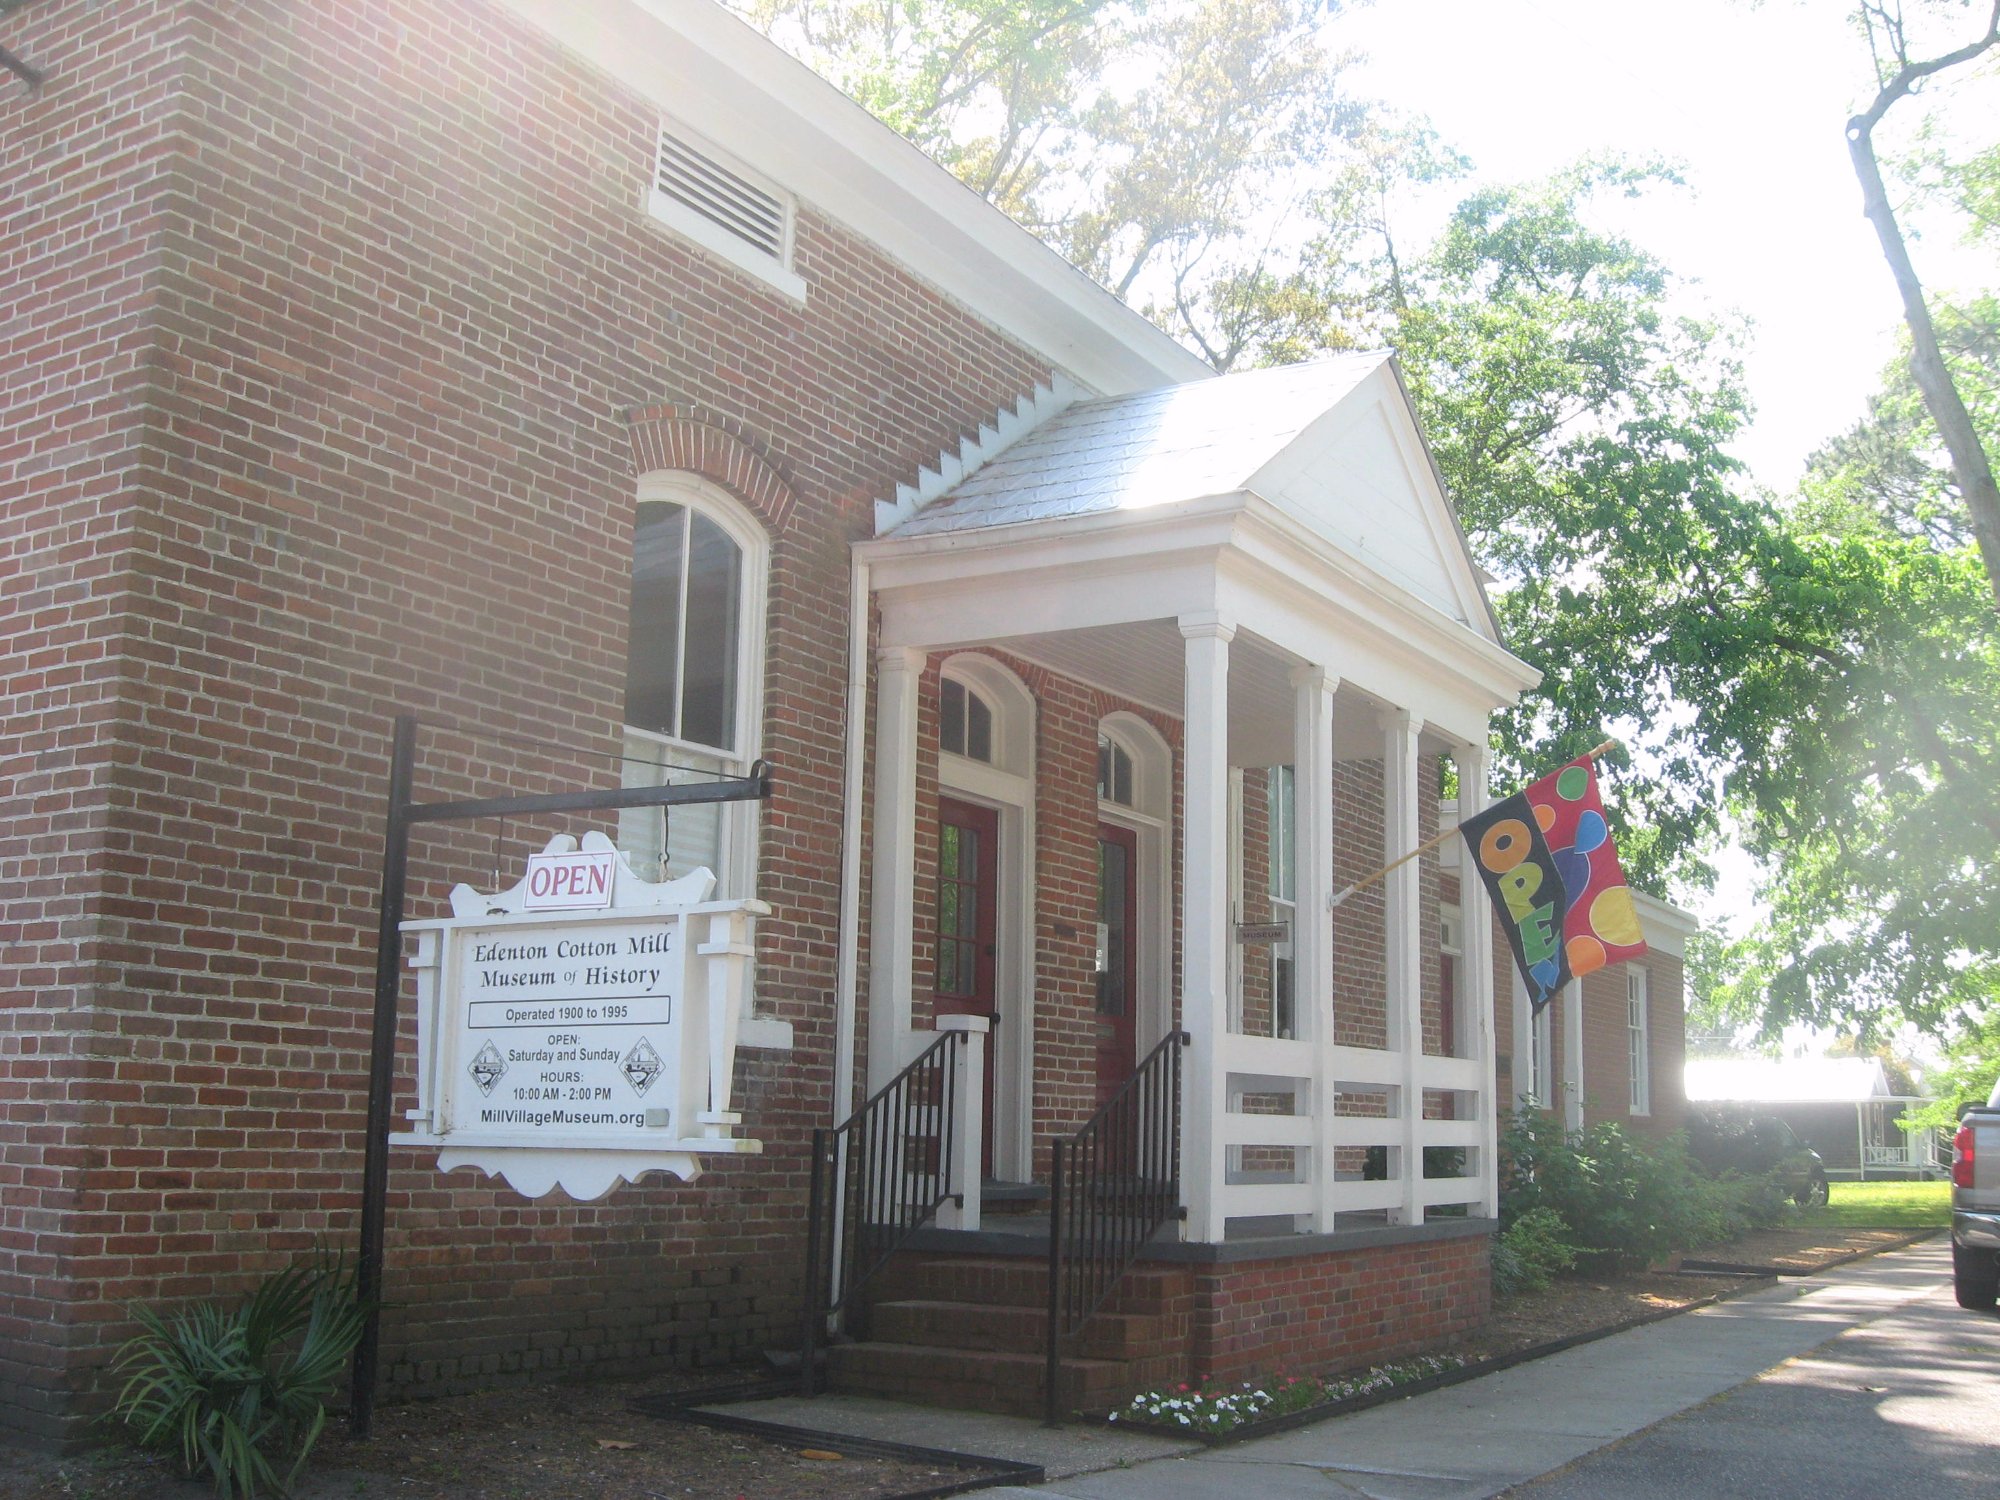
[1512,1261,2000,1499]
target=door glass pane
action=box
[1096,838,1129,1017]
[624,505,686,736]
[966,692,993,763]
[939,678,966,755]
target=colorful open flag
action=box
[1459,755,1647,1012]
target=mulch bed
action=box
[0,1369,1023,1500]
[1679,1224,1935,1275]
[2,1225,1938,1499]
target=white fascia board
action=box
[496,0,1211,396]
[1226,495,1541,708]
[861,499,1240,646]
[1632,891,1700,957]
[856,491,1537,738]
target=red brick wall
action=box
[907,650,1182,1164]
[1187,1232,1489,1385]
[1579,951,1687,1138]
[0,0,206,1439]
[0,0,1057,1441]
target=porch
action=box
[853,358,1537,1248]
[818,358,1536,1407]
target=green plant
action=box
[1499,1112,1740,1268]
[112,1250,368,1498]
[1490,1206,1579,1297]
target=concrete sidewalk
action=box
[714,1235,1952,1499]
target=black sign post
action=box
[349,712,771,1437]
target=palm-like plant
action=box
[112,1250,369,1498]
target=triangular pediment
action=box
[880,353,1500,644]
[1246,362,1496,639]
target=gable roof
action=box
[884,353,1500,638]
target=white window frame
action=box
[1627,965,1651,1116]
[1440,901,1463,1060]
[1266,764,1296,1040]
[936,654,1037,1181]
[620,473,768,904]
[1521,971,1555,1111]
[1096,713,1173,1061]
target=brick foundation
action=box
[1184,1227,1491,1386]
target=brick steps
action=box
[868,1298,1183,1360]
[825,1339,1186,1419]
[826,1253,1193,1417]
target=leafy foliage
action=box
[112,1251,368,1499]
[1490,1207,1579,1298]
[736,0,1366,363]
[1498,1112,1749,1269]
[747,4,2000,1044]
[1903,1007,2000,1132]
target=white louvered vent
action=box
[647,125,805,300]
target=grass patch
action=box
[1800,1179,1950,1228]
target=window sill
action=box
[740,1015,794,1051]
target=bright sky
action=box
[1335,0,1994,944]
[1335,0,1994,493]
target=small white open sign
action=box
[523,849,616,910]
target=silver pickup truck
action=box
[1952,1076,2000,1310]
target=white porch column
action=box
[1563,979,1584,1132]
[932,1014,988,1231]
[1383,708,1425,1226]
[867,646,925,1092]
[1292,666,1340,1235]
[1180,612,1234,1243]
[1454,740,1499,1219]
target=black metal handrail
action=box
[800,1028,965,1395]
[1043,1029,1188,1426]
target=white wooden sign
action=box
[391,832,766,1201]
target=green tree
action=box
[737,0,1365,364]
[1346,162,2000,1039]
[1845,0,2000,608]
[731,0,1124,214]
[1905,1008,2000,1131]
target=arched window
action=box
[1097,735,1134,807]
[939,677,995,763]
[620,476,766,895]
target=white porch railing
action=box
[1863,1138,1942,1172]
[1215,1034,1489,1232]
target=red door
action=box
[934,797,998,1174]
[1094,822,1139,1110]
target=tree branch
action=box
[1846,2,2000,613]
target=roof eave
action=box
[496,0,1212,395]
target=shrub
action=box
[112,1249,368,1499]
[1499,1111,1736,1268]
[1491,1207,1579,1297]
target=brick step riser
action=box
[868,1300,1187,1360]
[868,1258,1191,1314]
[826,1344,1186,1419]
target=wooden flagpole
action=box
[1327,739,1620,909]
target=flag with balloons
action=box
[1457,754,1647,1013]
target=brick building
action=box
[0,0,1679,1443]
